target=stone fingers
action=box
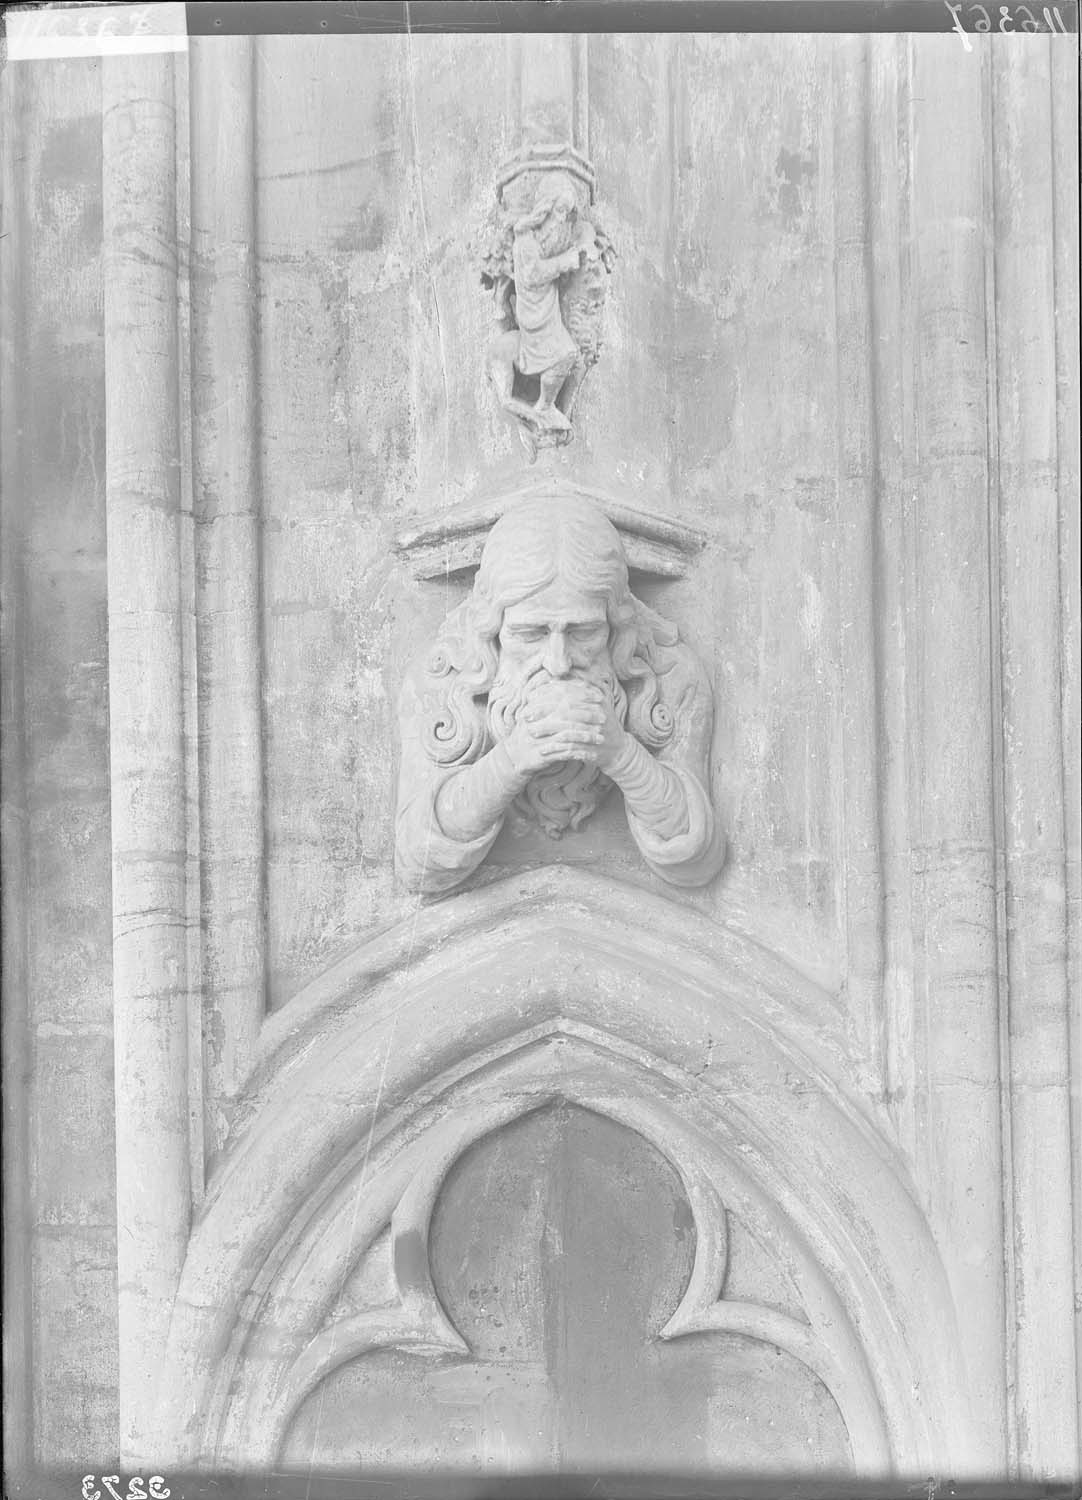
[524,707,604,729]
[532,722,604,761]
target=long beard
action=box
[487,663,629,839]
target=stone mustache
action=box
[395,496,725,895]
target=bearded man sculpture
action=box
[395,497,724,896]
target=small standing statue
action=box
[480,144,616,460]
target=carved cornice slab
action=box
[394,479,708,580]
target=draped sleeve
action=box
[622,643,726,888]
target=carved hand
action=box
[588,682,633,773]
[512,678,630,775]
[501,678,602,775]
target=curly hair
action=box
[420,497,678,767]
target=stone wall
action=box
[1,25,1078,1487]
[1,52,118,1468]
[253,32,853,1006]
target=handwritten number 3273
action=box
[82,1479,170,1500]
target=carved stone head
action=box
[418,496,678,836]
[512,170,580,256]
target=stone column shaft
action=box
[0,52,32,1477]
[103,50,191,1463]
[867,35,921,1156]
[519,34,576,143]
[1050,36,1082,1444]
[190,35,266,1165]
[992,37,1079,1480]
[908,36,1007,1473]
[832,35,887,1088]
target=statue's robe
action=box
[511,231,579,376]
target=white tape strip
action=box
[4,3,188,60]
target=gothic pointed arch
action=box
[157,868,978,1474]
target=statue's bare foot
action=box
[502,397,572,436]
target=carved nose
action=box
[545,632,572,677]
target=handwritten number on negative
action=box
[946,1,1070,45]
[80,1481,169,1500]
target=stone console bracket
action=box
[394,478,709,580]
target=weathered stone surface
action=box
[1,50,119,1471]
[1,25,1079,1490]
[156,870,973,1473]
[102,47,192,1464]
[479,142,616,459]
[283,1104,851,1473]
